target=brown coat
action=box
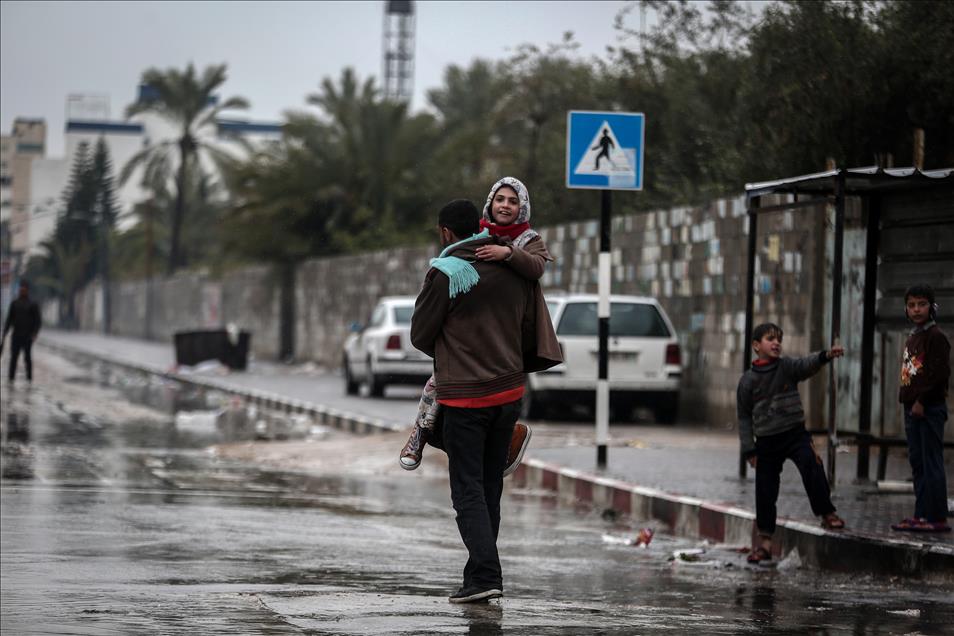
[503,236,562,373]
[411,236,562,400]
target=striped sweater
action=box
[736,352,831,457]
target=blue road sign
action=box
[566,110,645,190]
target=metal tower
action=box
[383,0,415,103]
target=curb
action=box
[38,340,404,437]
[513,458,954,579]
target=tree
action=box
[426,60,510,199]
[29,237,93,328]
[122,63,249,274]
[90,138,118,332]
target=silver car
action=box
[343,296,433,396]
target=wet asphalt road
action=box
[2,351,954,635]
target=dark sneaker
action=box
[448,586,503,604]
[503,422,531,478]
[399,424,429,471]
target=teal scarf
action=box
[430,229,489,298]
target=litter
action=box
[600,528,655,548]
[886,609,921,617]
[635,528,654,547]
[672,548,706,560]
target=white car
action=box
[526,294,682,423]
[343,296,433,396]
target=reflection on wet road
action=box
[2,351,953,635]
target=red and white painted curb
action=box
[512,458,954,578]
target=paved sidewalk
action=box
[36,330,954,578]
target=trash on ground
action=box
[174,409,223,430]
[876,480,913,493]
[672,548,706,560]
[175,360,230,375]
[601,528,655,549]
[886,609,921,617]
[668,547,731,568]
[635,528,654,547]
[776,548,802,572]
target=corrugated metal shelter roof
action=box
[745,166,953,199]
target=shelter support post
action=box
[856,196,881,481]
[740,196,760,479]
[827,174,846,487]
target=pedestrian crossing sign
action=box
[566,110,644,190]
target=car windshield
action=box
[393,306,414,325]
[556,302,671,337]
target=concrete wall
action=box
[74,265,283,360]
[296,246,434,368]
[534,196,827,426]
[66,194,844,425]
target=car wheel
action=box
[344,355,359,395]
[520,387,544,420]
[367,357,385,397]
[654,395,679,425]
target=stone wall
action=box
[535,196,827,425]
[68,194,834,425]
[295,247,434,368]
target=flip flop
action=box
[908,520,952,532]
[821,513,845,530]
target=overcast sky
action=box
[1,0,643,156]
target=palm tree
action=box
[34,237,94,328]
[302,68,439,243]
[121,63,249,274]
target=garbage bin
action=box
[173,329,251,371]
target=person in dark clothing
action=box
[411,199,554,604]
[2,281,42,383]
[891,284,951,533]
[736,322,846,564]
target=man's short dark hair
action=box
[752,322,783,342]
[438,199,480,239]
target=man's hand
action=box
[828,345,845,359]
[911,400,925,417]
[475,245,512,261]
[747,456,757,468]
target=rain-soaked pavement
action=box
[2,350,954,635]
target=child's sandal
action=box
[746,546,772,564]
[821,513,845,530]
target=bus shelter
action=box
[742,167,953,484]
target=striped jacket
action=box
[736,352,831,457]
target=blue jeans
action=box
[904,401,949,523]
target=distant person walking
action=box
[2,281,42,383]
[592,128,615,170]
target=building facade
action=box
[9,87,283,269]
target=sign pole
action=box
[565,110,644,471]
[596,190,611,468]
